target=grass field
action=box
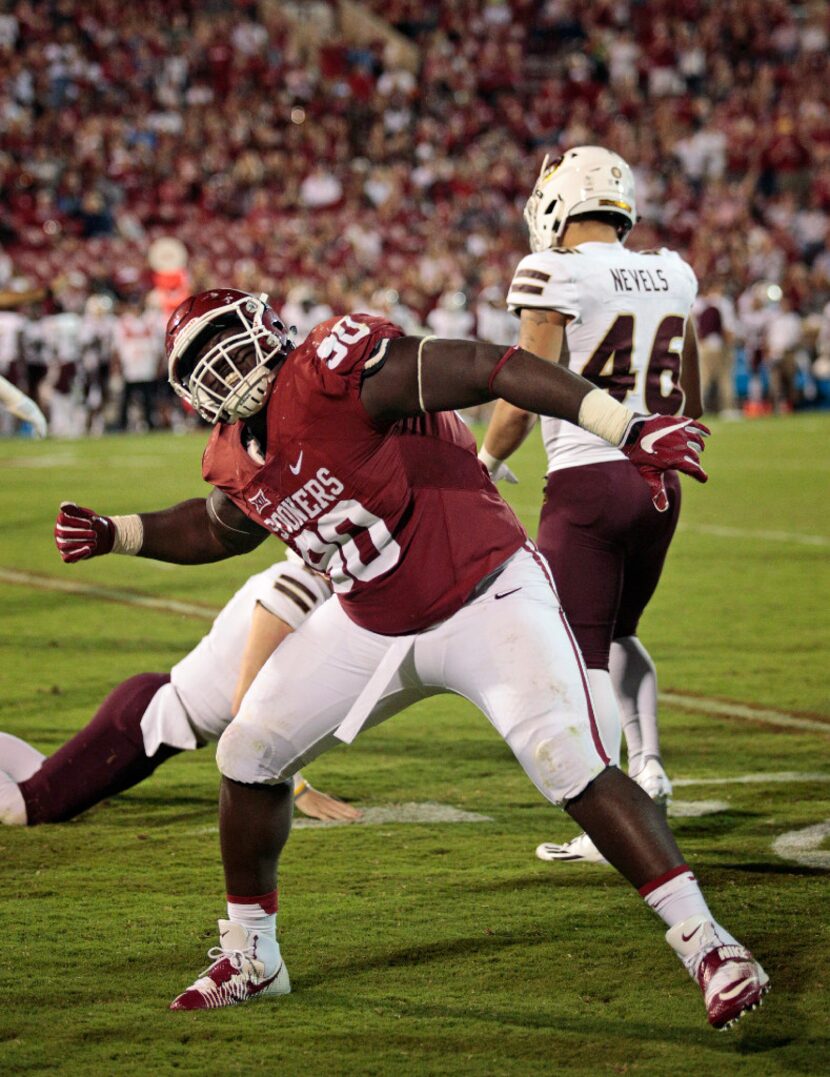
[1,415,829,1076]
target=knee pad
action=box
[522,722,606,806]
[215,720,297,785]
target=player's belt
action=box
[333,634,415,745]
[463,560,507,604]
[333,556,513,746]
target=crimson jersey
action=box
[203,313,526,635]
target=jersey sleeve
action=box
[507,252,583,321]
[253,558,332,630]
[661,248,698,306]
[303,313,404,388]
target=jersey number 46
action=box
[582,314,685,414]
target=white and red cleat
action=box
[666,915,770,1029]
[633,757,673,814]
[535,832,608,864]
[170,920,290,1010]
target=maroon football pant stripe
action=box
[19,673,180,824]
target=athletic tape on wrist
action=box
[111,514,144,556]
[577,388,634,447]
[487,345,521,395]
[477,447,503,475]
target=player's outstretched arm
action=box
[55,489,269,565]
[680,319,703,420]
[0,373,47,438]
[479,308,566,478]
[361,335,709,490]
[232,601,295,716]
[293,775,362,822]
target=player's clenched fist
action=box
[54,502,116,562]
[620,415,710,512]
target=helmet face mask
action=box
[167,290,293,424]
[524,146,637,252]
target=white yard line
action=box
[0,567,218,620]
[509,500,829,548]
[2,567,829,735]
[660,692,830,735]
[673,771,830,787]
[771,820,830,870]
[192,802,494,833]
[681,523,830,548]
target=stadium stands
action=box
[1,0,829,429]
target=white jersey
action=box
[508,241,698,472]
[114,313,163,382]
[42,312,83,367]
[141,560,332,753]
[0,312,23,375]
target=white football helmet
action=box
[524,146,637,252]
[166,289,293,424]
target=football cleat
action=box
[535,832,608,864]
[666,915,770,1030]
[634,756,673,813]
[170,920,290,1010]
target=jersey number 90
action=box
[294,499,401,593]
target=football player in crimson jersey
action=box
[53,288,767,1028]
[480,147,702,862]
[0,556,360,825]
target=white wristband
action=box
[111,514,144,556]
[577,388,634,447]
[477,447,503,475]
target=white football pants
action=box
[217,546,609,806]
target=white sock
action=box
[639,865,717,930]
[620,713,644,778]
[586,669,622,767]
[0,772,28,825]
[609,637,660,774]
[0,733,46,782]
[226,890,277,941]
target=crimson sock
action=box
[639,865,713,930]
[226,890,278,940]
[19,673,179,824]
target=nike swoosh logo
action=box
[716,976,754,1001]
[289,452,304,475]
[247,963,284,997]
[494,587,522,600]
[681,924,703,943]
[640,420,689,454]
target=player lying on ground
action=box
[54,288,767,1027]
[0,555,361,825]
[0,372,47,437]
[480,146,702,864]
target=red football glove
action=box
[620,415,710,513]
[55,502,116,563]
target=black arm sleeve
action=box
[137,491,269,565]
[360,336,594,427]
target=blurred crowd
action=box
[1,0,830,434]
